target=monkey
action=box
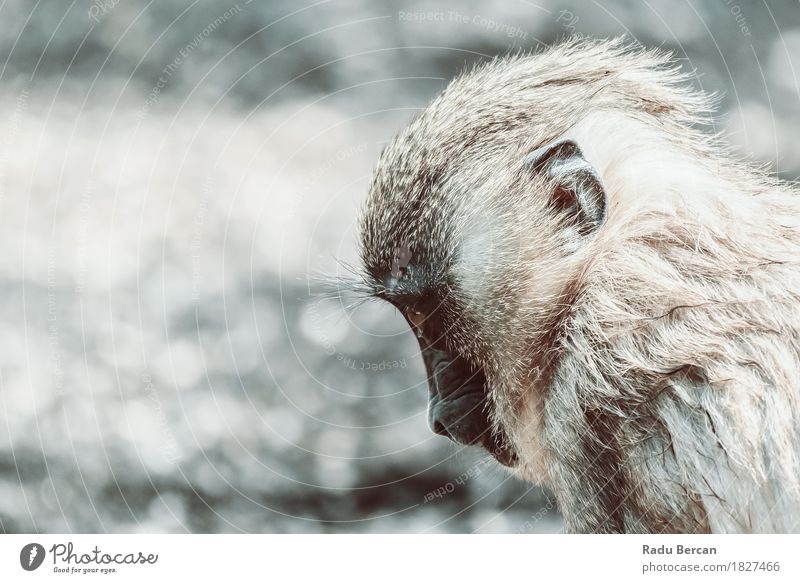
[355,38,800,533]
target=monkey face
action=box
[359,136,609,473]
[402,303,518,467]
[360,136,608,470]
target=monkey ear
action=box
[524,139,606,234]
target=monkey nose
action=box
[428,399,485,445]
[432,419,451,438]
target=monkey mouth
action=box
[428,393,518,467]
[483,433,518,468]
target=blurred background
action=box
[0,0,797,533]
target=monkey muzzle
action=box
[422,347,518,467]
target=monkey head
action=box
[358,39,693,478]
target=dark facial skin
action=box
[402,306,518,467]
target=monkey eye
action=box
[405,308,425,332]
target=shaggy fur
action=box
[358,38,800,533]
